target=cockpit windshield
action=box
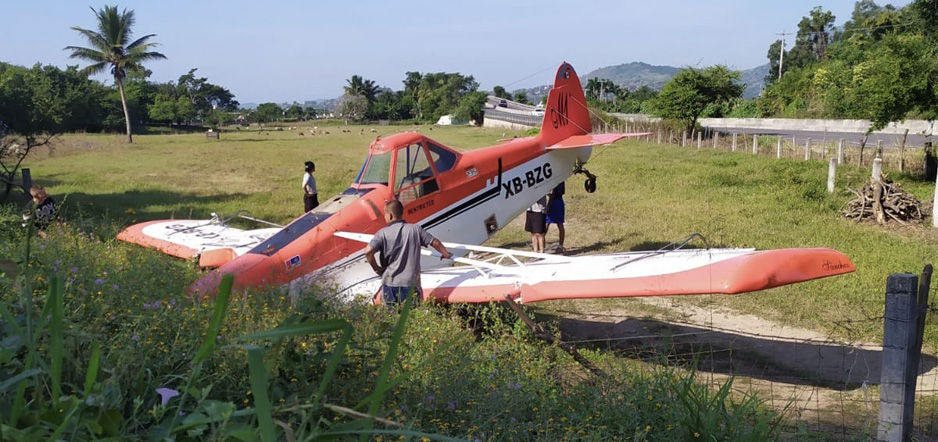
[354,151,392,185]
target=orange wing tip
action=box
[717,248,855,294]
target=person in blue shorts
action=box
[546,182,565,253]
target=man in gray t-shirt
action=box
[364,200,452,306]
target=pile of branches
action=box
[842,176,928,224]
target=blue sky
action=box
[1,0,912,104]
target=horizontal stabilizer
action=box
[546,132,653,150]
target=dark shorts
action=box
[304,193,319,212]
[546,199,565,224]
[524,211,546,234]
[382,285,421,307]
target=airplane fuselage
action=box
[190,133,591,300]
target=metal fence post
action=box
[878,267,931,442]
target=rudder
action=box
[539,62,592,147]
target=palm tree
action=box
[585,78,601,101]
[344,75,379,102]
[65,5,166,143]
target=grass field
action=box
[22,124,938,343]
[6,123,938,440]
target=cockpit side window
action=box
[356,151,392,185]
[394,143,439,203]
[394,143,434,191]
[427,142,457,174]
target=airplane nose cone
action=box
[187,253,277,298]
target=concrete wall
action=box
[482,117,534,130]
[611,114,938,136]
[700,118,937,136]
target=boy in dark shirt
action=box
[27,184,57,237]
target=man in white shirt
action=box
[303,161,319,212]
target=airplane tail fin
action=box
[538,62,593,147]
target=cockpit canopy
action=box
[353,133,459,202]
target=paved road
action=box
[714,127,933,148]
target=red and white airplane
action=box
[117,62,855,303]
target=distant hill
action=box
[582,62,680,91]
[738,64,770,99]
[515,61,770,101]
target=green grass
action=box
[0,212,785,440]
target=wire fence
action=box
[553,299,938,440]
[598,119,934,177]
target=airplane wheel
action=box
[584,176,597,193]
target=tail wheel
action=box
[584,176,597,193]
[573,161,598,194]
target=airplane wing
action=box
[546,132,654,150]
[335,232,855,304]
[117,218,281,268]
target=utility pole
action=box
[777,30,793,80]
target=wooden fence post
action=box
[682,130,687,147]
[827,158,836,193]
[804,138,812,161]
[859,134,869,167]
[697,131,702,149]
[21,168,32,194]
[878,267,932,442]
[657,132,661,145]
[873,158,885,224]
[732,133,737,152]
[877,139,884,159]
[900,129,909,173]
[933,172,938,228]
[776,137,782,159]
[752,134,758,154]
[714,132,719,149]
[837,138,845,165]
[669,130,673,145]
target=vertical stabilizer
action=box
[538,62,593,147]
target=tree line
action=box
[759,0,937,133]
